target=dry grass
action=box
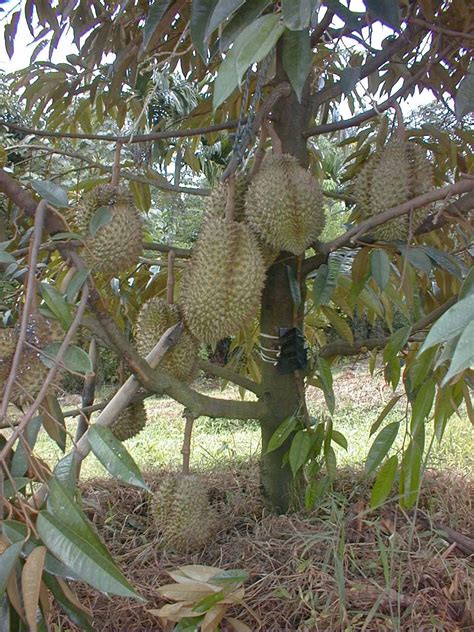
[50,463,473,632]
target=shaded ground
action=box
[51,465,473,631]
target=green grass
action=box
[34,371,473,481]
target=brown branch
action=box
[1,119,240,144]
[310,9,335,47]
[408,16,474,41]
[166,250,175,304]
[198,359,262,397]
[319,178,474,255]
[416,192,474,235]
[181,409,195,476]
[111,142,122,187]
[302,253,328,277]
[318,296,457,358]
[75,337,97,443]
[0,200,47,420]
[142,242,191,258]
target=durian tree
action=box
[0,0,473,623]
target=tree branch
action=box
[198,359,262,396]
[142,242,191,258]
[319,178,474,255]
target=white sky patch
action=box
[0,0,434,116]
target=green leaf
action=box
[39,282,73,329]
[0,541,24,598]
[370,249,391,290]
[0,251,16,264]
[321,306,354,345]
[324,445,337,480]
[31,180,69,208]
[459,267,474,299]
[442,319,474,385]
[65,268,89,303]
[210,569,248,585]
[213,13,284,109]
[3,477,29,499]
[363,0,401,30]
[410,379,435,435]
[191,0,219,60]
[40,342,93,374]
[383,325,411,364]
[42,394,66,452]
[42,574,94,631]
[370,395,403,436]
[365,422,400,476]
[317,356,335,415]
[53,453,78,495]
[305,476,329,509]
[286,265,301,309]
[193,590,225,613]
[36,512,142,599]
[419,294,474,353]
[407,346,437,391]
[205,0,245,39]
[455,61,474,121]
[142,0,172,50]
[281,0,318,30]
[11,416,43,477]
[219,0,271,52]
[340,66,361,96]
[423,246,464,280]
[265,415,298,454]
[370,455,398,508]
[282,28,311,102]
[89,206,112,236]
[399,439,422,509]
[289,430,312,477]
[88,425,149,491]
[331,430,348,451]
[312,259,340,307]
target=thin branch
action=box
[142,242,191,258]
[181,409,195,476]
[0,200,47,420]
[166,250,175,304]
[198,359,262,397]
[319,178,474,255]
[75,337,97,443]
[408,16,474,41]
[111,141,122,187]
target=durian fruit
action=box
[6,314,64,409]
[75,184,143,276]
[206,175,250,223]
[110,400,147,441]
[151,474,216,552]
[181,218,266,344]
[0,327,16,385]
[135,298,199,383]
[244,153,326,255]
[354,140,433,241]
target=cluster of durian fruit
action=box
[354,139,433,240]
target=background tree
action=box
[0,0,473,626]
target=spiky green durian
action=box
[354,140,433,241]
[135,298,199,383]
[152,475,216,552]
[181,218,266,344]
[244,154,326,255]
[6,314,64,409]
[206,175,250,222]
[75,184,143,276]
[110,400,147,441]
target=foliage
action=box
[0,0,473,628]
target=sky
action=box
[0,0,434,117]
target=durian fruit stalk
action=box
[244,153,326,255]
[135,298,199,383]
[354,140,433,241]
[181,218,266,344]
[151,474,216,552]
[75,184,143,276]
[110,400,147,441]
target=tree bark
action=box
[258,54,312,512]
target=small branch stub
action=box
[181,409,195,475]
[111,141,123,187]
[166,250,176,305]
[225,174,236,222]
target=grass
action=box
[34,365,473,480]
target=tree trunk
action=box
[258,51,312,513]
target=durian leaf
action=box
[324,445,337,479]
[265,414,298,454]
[39,282,73,329]
[0,541,24,598]
[40,343,93,374]
[441,320,474,385]
[365,421,400,476]
[286,265,301,309]
[21,545,47,632]
[422,246,464,280]
[410,379,435,436]
[399,247,432,275]
[129,180,151,213]
[87,425,150,491]
[399,438,423,509]
[191,0,219,60]
[289,430,312,477]
[340,66,361,96]
[192,590,225,613]
[363,0,401,30]
[41,394,66,452]
[324,0,361,30]
[157,582,220,601]
[0,251,16,264]
[370,249,391,290]
[370,455,398,508]
[320,306,354,344]
[331,430,348,451]
[205,0,245,40]
[219,0,271,52]
[10,416,43,477]
[3,477,29,499]
[213,14,284,109]
[174,566,223,583]
[36,512,142,600]
[89,206,112,235]
[459,267,474,299]
[42,574,94,631]
[209,569,248,585]
[316,356,335,415]
[65,269,89,304]
[281,0,318,30]
[282,28,312,102]
[419,294,474,353]
[142,0,172,50]
[369,394,403,436]
[31,180,69,208]
[455,62,474,121]
[383,325,411,365]
[312,259,340,307]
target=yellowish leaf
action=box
[227,617,252,632]
[22,545,47,632]
[157,581,220,601]
[202,605,227,632]
[57,577,92,616]
[148,602,201,622]
[173,565,222,583]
